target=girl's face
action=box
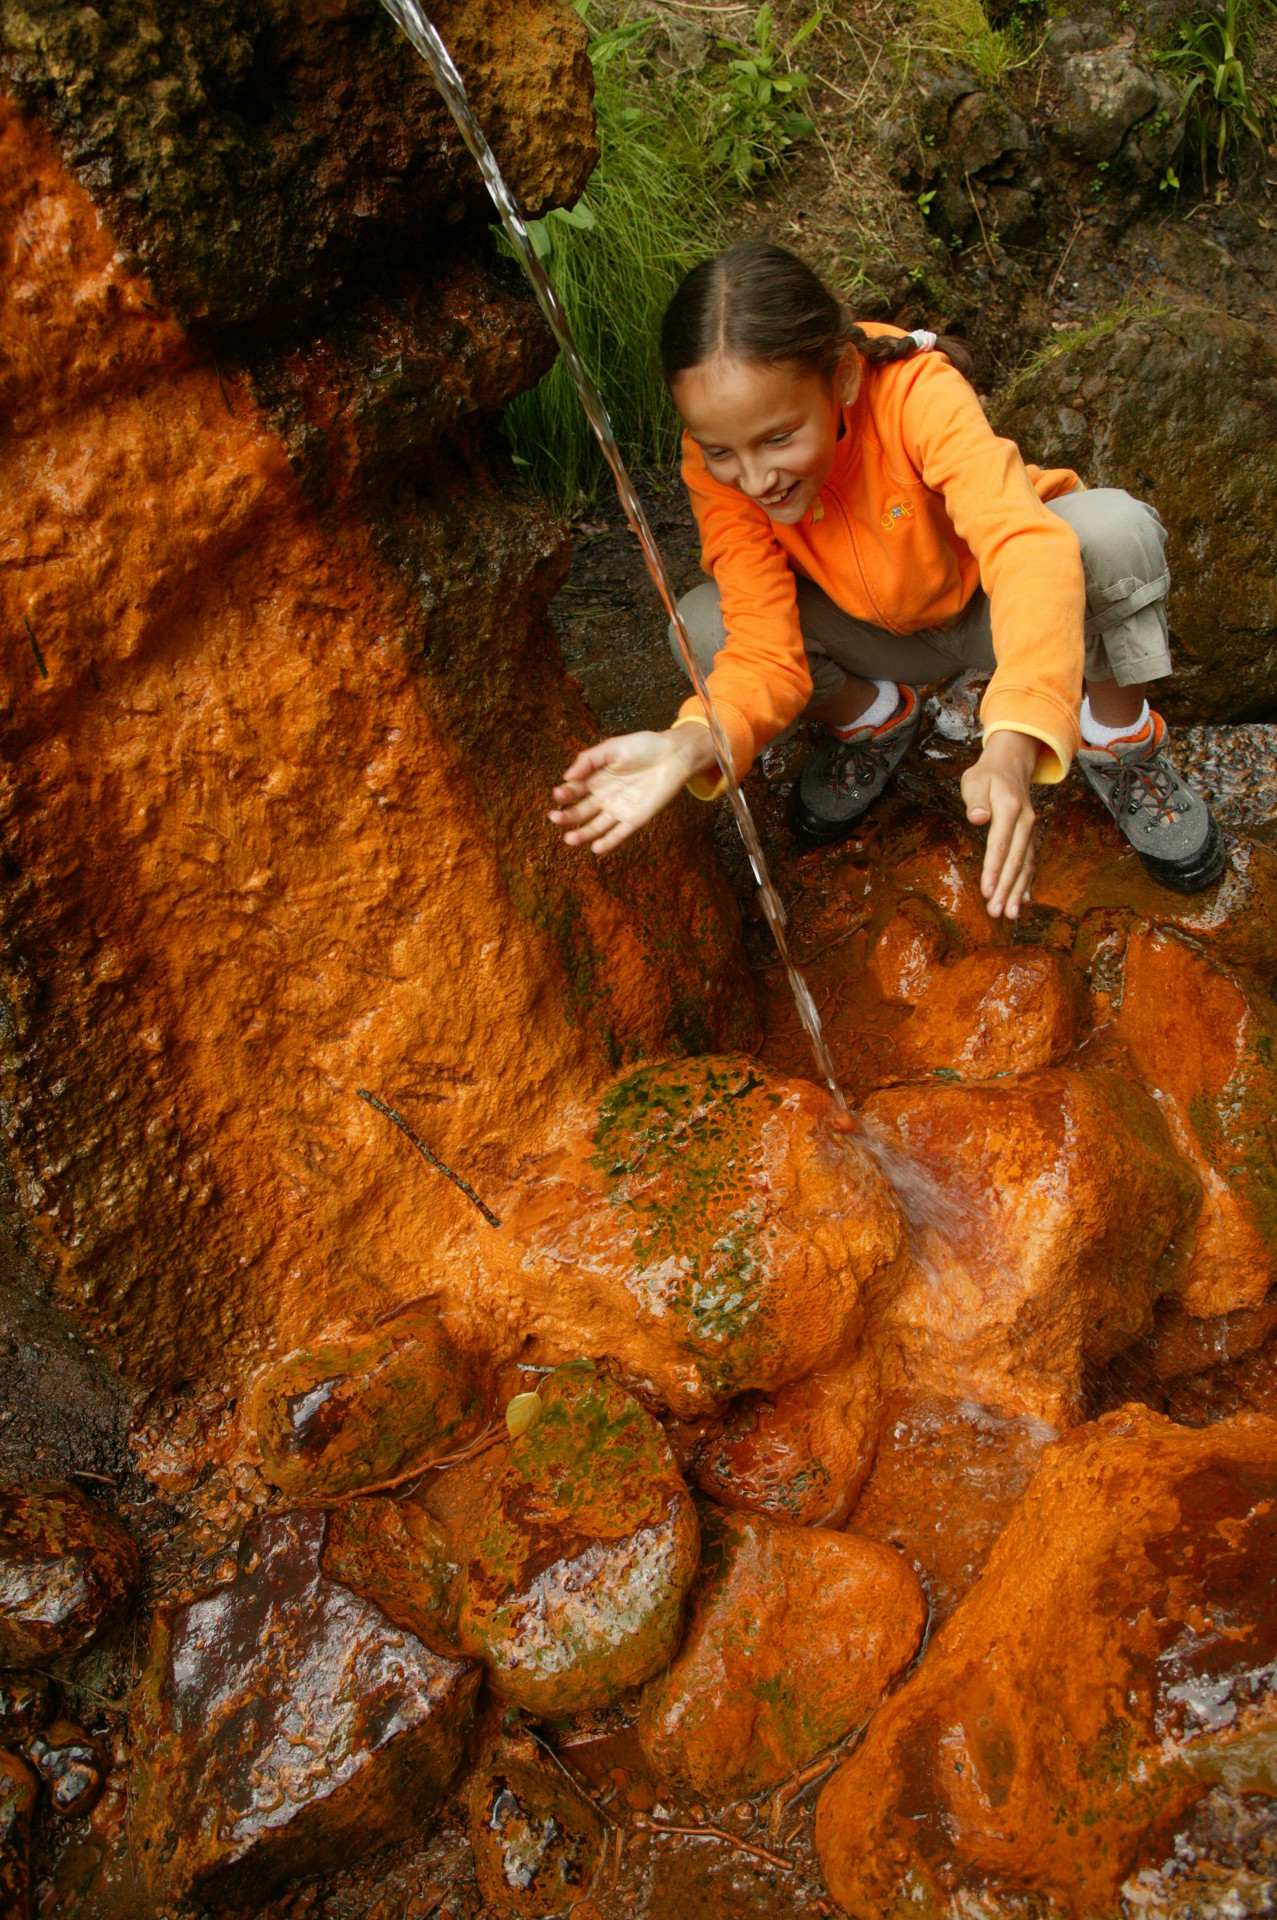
[671,349,860,525]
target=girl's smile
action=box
[671,350,859,525]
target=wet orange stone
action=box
[867,1069,1201,1422]
[894,947,1087,1079]
[691,1348,882,1526]
[816,1405,1277,1919]
[638,1502,925,1798]
[1117,926,1277,1318]
[321,1494,460,1654]
[0,1483,139,1668]
[866,897,951,1005]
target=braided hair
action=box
[660,240,975,387]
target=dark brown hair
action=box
[660,240,975,386]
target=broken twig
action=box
[357,1087,501,1227]
[632,1811,792,1872]
[23,614,47,680]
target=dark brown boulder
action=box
[130,1509,480,1908]
[0,1483,138,1668]
[24,1717,105,1818]
[0,1750,36,1920]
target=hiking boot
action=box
[788,685,922,847]
[1077,711,1226,893]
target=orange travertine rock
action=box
[847,1395,1056,1627]
[0,97,755,1389]
[486,1059,909,1416]
[0,1483,139,1669]
[249,1304,483,1499]
[691,1348,883,1527]
[894,946,1087,1079]
[1116,926,1277,1318]
[815,1406,1277,1919]
[320,1495,460,1654]
[866,897,950,1005]
[638,1503,926,1798]
[866,1069,1201,1423]
[454,1365,699,1714]
[469,1739,606,1917]
[130,1510,480,1908]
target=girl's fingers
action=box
[551,780,589,807]
[564,810,618,847]
[980,788,1016,901]
[990,809,1037,917]
[590,817,638,855]
[1006,843,1037,918]
[549,794,602,830]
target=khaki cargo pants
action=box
[669,488,1171,717]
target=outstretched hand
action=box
[550,725,720,856]
[961,729,1039,918]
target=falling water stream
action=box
[379,0,848,1109]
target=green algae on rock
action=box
[469,1738,606,1917]
[321,1494,461,1655]
[454,1364,699,1715]
[250,1304,483,1499]
[130,1509,480,1908]
[0,1482,139,1669]
[638,1501,926,1798]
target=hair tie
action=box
[908,329,938,352]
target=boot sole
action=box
[1136,815,1228,893]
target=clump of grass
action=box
[500,6,820,506]
[1155,0,1273,184]
[912,0,1026,86]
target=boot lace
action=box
[829,734,893,794]
[1096,750,1187,830]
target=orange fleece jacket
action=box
[674,335,1085,789]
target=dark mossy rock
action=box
[0,1483,139,1668]
[0,0,597,335]
[455,1363,699,1714]
[130,1509,480,1909]
[469,1738,606,1916]
[321,1493,460,1653]
[0,1750,37,1919]
[250,1303,484,1499]
[994,305,1277,722]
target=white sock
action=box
[834,678,900,736]
[1080,695,1150,748]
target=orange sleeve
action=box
[899,357,1085,782]
[675,433,813,779]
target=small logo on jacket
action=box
[881,501,915,531]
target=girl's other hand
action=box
[550,725,720,856]
[960,730,1039,919]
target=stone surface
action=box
[0,95,757,1388]
[1052,47,1160,161]
[251,1304,483,1498]
[867,1069,1201,1423]
[995,307,1277,723]
[0,0,598,333]
[0,1749,36,1920]
[0,1482,138,1668]
[690,1349,882,1527]
[321,1493,460,1654]
[866,897,950,1005]
[454,1365,699,1714]
[488,1059,909,1416]
[848,1395,1056,1626]
[638,1503,926,1798]
[469,1739,606,1917]
[815,1407,1277,1919]
[893,946,1087,1079]
[130,1509,480,1907]
[25,1717,105,1817]
[1116,927,1277,1318]
[0,1674,49,1743]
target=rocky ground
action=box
[4,0,1277,1916]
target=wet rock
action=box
[130,1509,480,1908]
[816,1406,1277,1918]
[321,1493,460,1653]
[454,1365,698,1714]
[25,1717,105,1818]
[868,1069,1201,1422]
[250,1305,483,1499]
[893,947,1087,1079]
[469,1739,606,1917]
[994,307,1277,722]
[1117,927,1277,1318]
[691,1350,882,1527]
[638,1503,926,1798]
[848,1395,1056,1626]
[0,1675,50,1744]
[1052,46,1160,161]
[0,1750,37,1920]
[867,898,950,1005]
[0,1483,139,1668]
[489,1059,909,1415]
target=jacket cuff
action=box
[673,699,755,799]
[980,688,1081,784]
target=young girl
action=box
[549,241,1223,916]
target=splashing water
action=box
[379,0,846,1110]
